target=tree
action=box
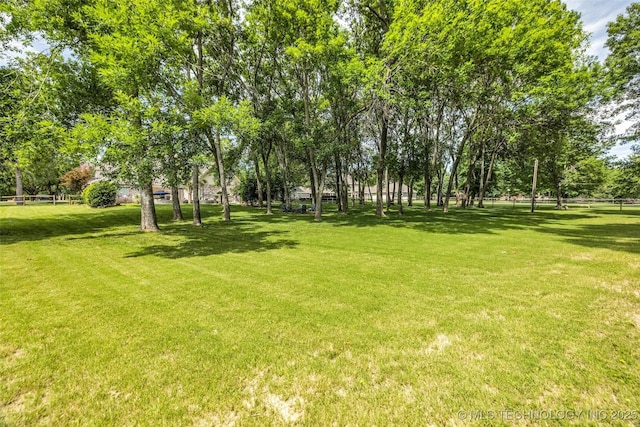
[611,145,640,198]
[60,164,94,194]
[0,55,75,202]
[349,0,395,217]
[386,0,593,211]
[72,0,191,231]
[268,0,347,221]
[192,97,260,220]
[563,156,608,198]
[606,2,640,144]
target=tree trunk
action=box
[192,164,202,226]
[408,177,414,206]
[261,144,273,214]
[390,180,396,205]
[309,166,316,205]
[436,167,444,206]
[443,109,477,212]
[477,143,499,208]
[15,167,24,205]
[444,141,467,213]
[275,138,292,210]
[308,148,324,222]
[462,145,479,208]
[476,142,486,208]
[255,158,263,208]
[555,181,564,209]
[425,168,432,210]
[385,167,390,213]
[335,154,343,212]
[424,141,432,209]
[397,170,404,215]
[140,181,159,232]
[351,165,356,207]
[263,157,273,215]
[171,185,183,221]
[555,186,563,208]
[454,170,460,206]
[358,160,365,205]
[342,167,349,212]
[376,111,388,217]
[210,130,230,221]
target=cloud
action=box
[564,0,634,61]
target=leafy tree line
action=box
[1,0,638,229]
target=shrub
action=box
[82,181,117,208]
[60,164,94,194]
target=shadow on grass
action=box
[536,223,640,254]
[319,204,597,234]
[0,205,142,244]
[123,220,299,258]
[0,205,299,258]
[2,203,639,255]
[314,204,640,254]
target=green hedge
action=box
[82,181,117,208]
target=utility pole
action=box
[531,159,538,213]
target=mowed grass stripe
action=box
[1,203,639,425]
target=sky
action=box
[564,0,636,159]
[565,0,634,61]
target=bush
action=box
[82,181,117,208]
[60,164,94,194]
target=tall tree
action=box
[75,0,191,231]
[605,2,640,144]
[349,0,395,217]
[270,0,346,221]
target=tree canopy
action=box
[1,0,638,226]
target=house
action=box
[92,165,240,204]
[291,186,337,202]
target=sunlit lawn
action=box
[1,202,639,425]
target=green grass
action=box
[1,203,639,426]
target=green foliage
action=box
[606,2,640,143]
[610,146,640,198]
[3,0,636,219]
[192,97,260,139]
[0,56,83,196]
[60,164,94,194]
[82,180,117,207]
[0,163,16,196]
[563,157,609,197]
[237,173,262,205]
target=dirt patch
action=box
[265,393,304,423]
[632,313,640,330]
[424,334,452,353]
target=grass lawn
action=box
[1,202,639,425]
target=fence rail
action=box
[479,198,640,209]
[1,194,638,209]
[0,195,83,205]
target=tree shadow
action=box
[0,206,142,245]
[2,204,638,255]
[536,223,640,254]
[122,220,299,259]
[322,205,598,235]
[311,205,640,254]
